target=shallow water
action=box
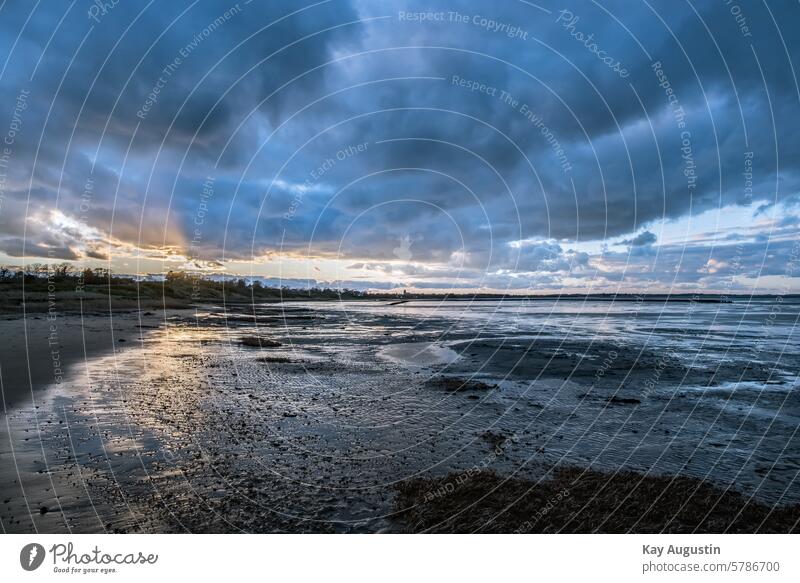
[379,342,462,366]
[1,298,798,533]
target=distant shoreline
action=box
[4,293,796,314]
[3,268,798,314]
[376,295,735,303]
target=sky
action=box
[0,0,798,293]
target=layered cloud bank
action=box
[0,0,798,292]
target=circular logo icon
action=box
[20,543,46,571]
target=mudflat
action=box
[1,299,798,533]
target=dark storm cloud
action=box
[619,230,657,247]
[0,0,797,290]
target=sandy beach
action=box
[1,298,798,533]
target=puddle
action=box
[379,342,461,366]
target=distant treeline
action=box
[1,264,793,304]
[0,264,371,301]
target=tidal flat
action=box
[1,298,798,533]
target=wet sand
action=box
[1,299,798,533]
[0,309,180,410]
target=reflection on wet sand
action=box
[1,299,799,532]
